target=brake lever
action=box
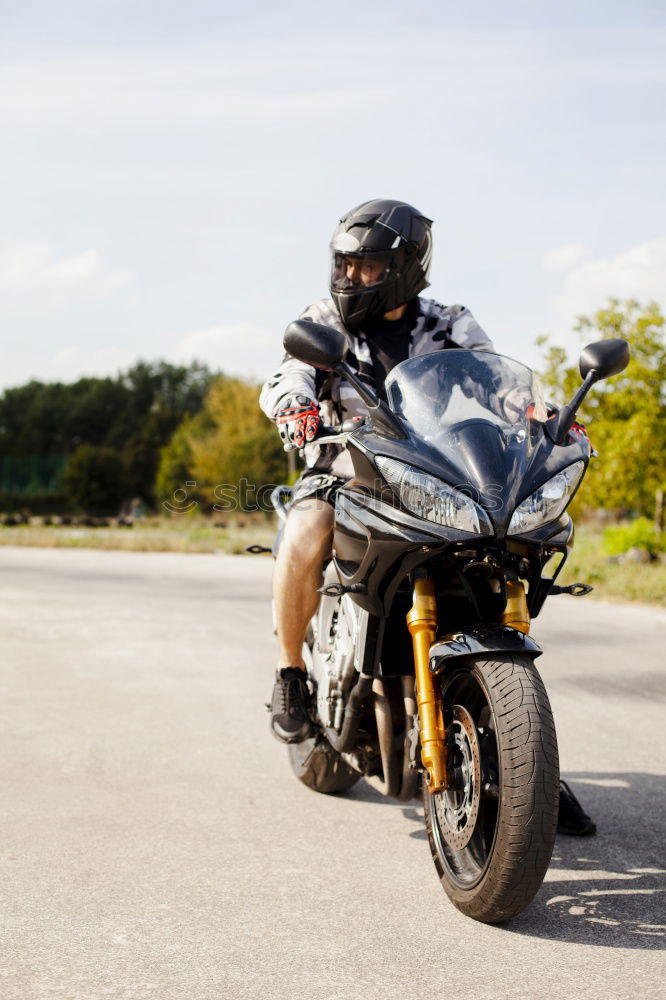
[281,428,342,451]
[307,415,367,448]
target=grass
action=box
[1,516,664,606]
[559,525,666,606]
[0,515,275,555]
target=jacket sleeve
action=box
[259,353,319,421]
[448,306,495,352]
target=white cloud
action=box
[0,344,140,390]
[0,322,280,391]
[170,323,278,379]
[540,237,666,360]
[49,346,138,380]
[551,236,666,323]
[0,243,134,302]
[541,243,592,273]
[0,57,393,130]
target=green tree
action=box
[154,412,207,510]
[538,299,666,515]
[0,360,212,508]
[186,375,287,510]
[111,361,213,501]
[62,445,127,514]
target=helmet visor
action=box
[331,251,396,293]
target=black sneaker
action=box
[270,668,313,744]
[557,779,597,836]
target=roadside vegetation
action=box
[0,360,287,516]
[0,514,275,555]
[537,298,665,520]
[558,522,666,606]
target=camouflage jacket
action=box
[259,296,494,477]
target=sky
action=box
[1,0,665,390]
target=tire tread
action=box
[423,654,559,923]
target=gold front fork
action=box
[500,576,530,634]
[406,574,448,793]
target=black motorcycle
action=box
[273,320,629,924]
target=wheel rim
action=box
[429,668,501,889]
[433,705,481,849]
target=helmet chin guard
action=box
[330,199,433,327]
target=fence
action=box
[0,455,68,495]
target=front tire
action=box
[288,735,360,795]
[423,654,559,923]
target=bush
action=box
[0,492,68,515]
[62,445,127,515]
[602,517,665,556]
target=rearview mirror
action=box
[579,338,630,381]
[283,320,348,370]
[546,336,631,445]
[282,318,406,440]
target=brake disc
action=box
[433,704,482,850]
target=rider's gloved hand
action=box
[568,421,592,449]
[274,395,321,449]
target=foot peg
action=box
[549,582,593,597]
[317,582,367,597]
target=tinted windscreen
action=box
[385,350,547,447]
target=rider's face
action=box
[344,255,388,287]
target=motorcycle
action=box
[271,320,629,924]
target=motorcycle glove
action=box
[274,395,321,449]
[568,420,594,453]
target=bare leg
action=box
[273,499,334,670]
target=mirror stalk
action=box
[335,361,407,439]
[282,320,406,438]
[545,370,599,445]
[545,337,630,445]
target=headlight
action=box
[376,457,493,535]
[507,461,585,535]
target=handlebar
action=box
[319,415,366,439]
[282,415,366,452]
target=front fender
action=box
[429,626,542,674]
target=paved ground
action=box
[1,547,664,1000]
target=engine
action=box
[309,583,360,730]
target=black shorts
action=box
[290,471,348,509]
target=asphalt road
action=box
[1,547,665,1000]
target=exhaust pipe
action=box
[396,675,419,801]
[365,678,399,798]
[323,672,419,801]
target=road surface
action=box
[1,547,664,999]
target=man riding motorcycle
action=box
[259,198,595,836]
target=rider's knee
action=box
[280,501,333,565]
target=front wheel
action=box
[423,654,559,923]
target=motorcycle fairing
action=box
[332,435,581,618]
[334,488,486,617]
[348,419,587,541]
[381,350,589,537]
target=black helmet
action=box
[330,199,433,327]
